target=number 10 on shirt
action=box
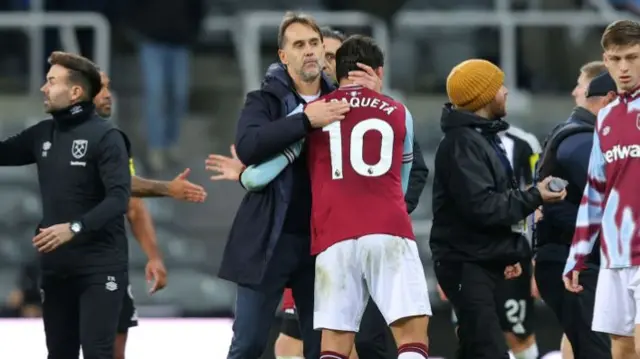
[323,118,394,180]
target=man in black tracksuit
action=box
[535,71,616,359]
[0,52,131,359]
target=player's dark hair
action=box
[278,11,323,49]
[48,51,102,100]
[335,35,384,82]
[320,27,346,42]
[601,20,640,50]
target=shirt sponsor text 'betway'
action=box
[604,144,640,163]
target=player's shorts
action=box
[495,260,534,338]
[592,266,640,336]
[313,234,432,332]
[278,288,302,340]
[451,261,534,338]
[116,284,139,334]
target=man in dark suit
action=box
[217,13,347,359]
[211,14,428,359]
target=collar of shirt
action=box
[51,101,95,128]
[620,85,640,102]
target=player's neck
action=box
[582,103,598,116]
[338,79,356,87]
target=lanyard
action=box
[488,136,518,189]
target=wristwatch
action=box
[69,221,83,235]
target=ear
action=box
[70,85,83,101]
[278,49,287,65]
[602,52,608,66]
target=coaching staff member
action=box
[219,12,348,359]
[0,52,131,359]
[430,59,565,359]
[215,12,429,359]
[535,70,616,359]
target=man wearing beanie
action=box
[430,59,566,359]
[440,122,543,359]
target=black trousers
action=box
[355,300,397,359]
[435,261,510,359]
[535,262,611,359]
[41,271,127,359]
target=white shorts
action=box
[592,266,640,336]
[313,234,432,332]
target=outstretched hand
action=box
[206,145,246,182]
[167,168,207,202]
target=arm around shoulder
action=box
[240,139,304,191]
[235,90,310,166]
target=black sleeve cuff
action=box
[527,187,544,208]
[300,113,312,132]
[238,169,247,190]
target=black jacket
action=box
[430,105,543,264]
[535,107,597,264]
[0,102,131,276]
[219,65,335,286]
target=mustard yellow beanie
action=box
[446,59,505,113]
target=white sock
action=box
[512,343,539,359]
[398,353,428,359]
